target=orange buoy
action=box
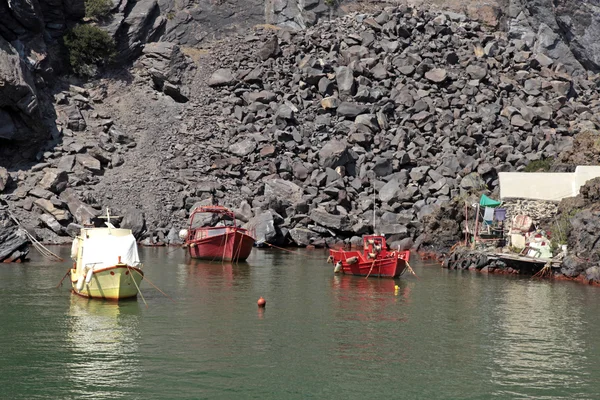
[257,297,266,308]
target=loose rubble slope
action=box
[5,4,600,249]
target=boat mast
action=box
[372,185,376,235]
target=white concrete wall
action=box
[499,166,600,201]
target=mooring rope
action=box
[127,266,147,308]
[234,233,244,264]
[405,261,420,280]
[56,269,71,288]
[263,242,326,261]
[365,259,377,279]
[129,267,176,303]
[7,210,63,261]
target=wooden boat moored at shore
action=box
[183,206,255,262]
[328,235,410,278]
[70,211,143,300]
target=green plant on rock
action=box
[325,0,336,6]
[549,208,579,255]
[524,157,554,172]
[64,24,116,77]
[85,0,112,19]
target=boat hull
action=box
[329,250,408,278]
[188,230,254,261]
[71,265,144,300]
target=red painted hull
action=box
[329,248,410,278]
[188,228,254,261]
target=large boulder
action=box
[59,189,99,225]
[318,140,352,169]
[0,167,10,192]
[120,207,146,239]
[34,198,71,223]
[289,227,321,247]
[0,36,41,141]
[264,178,304,203]
[309,208,351,231]
[108,0,165,61]
[0,225,29,262]
[38,169,68,194]
[208,68,236,87]
[244,210,280,245]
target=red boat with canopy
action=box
[328,235,410,278]
[185,206,255,262]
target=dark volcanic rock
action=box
[120,207,146,239]
[309,208,350,231]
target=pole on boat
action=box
[473,203,480,249]
[464,201,468,246]
[372,185,377,235]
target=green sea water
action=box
[1,247,599,399]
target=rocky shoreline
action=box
[1,2,600,267]
[441,246,600,286]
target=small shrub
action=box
[524,157,554,172]
[85,0,112,19]
[64,24,115,77]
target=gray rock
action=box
[121,207,146,239]
[38,169,68,194]
[244,211,279,244]
[380,179,401,203]
[0,167,10,192]
[208,68,237,86]
[258,36,280,60]
[229,139,257,157]
[309,208,350,231]
[39,214,63,234]
[264,178,304,203]
[337,102,369,118]
[66,223,83,238]
[34,198,71,223]
[336,66,356,95]
[466,64,487,80]
[76,154,102,174]
[460,173,486,193]
[424,68,447,83]
[57,155,76,173]
[0,225,29,262]
[289,227,320,246]
[321,96,340,109]
[59,188,99,225]
[318,140,351,169]
[0,36,41,141]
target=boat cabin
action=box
[187,206,248,241]
[363,235,388,259]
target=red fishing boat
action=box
[184,206,255,262]
[328,235,410,278]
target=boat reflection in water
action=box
[330,275,413,364]
[331,274,413,320]
[66,296,142,398]
[182,258,251,292]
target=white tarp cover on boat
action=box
[81,234,140,269]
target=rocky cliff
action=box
[1,0,600,250]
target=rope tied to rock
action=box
[8,210,63,262]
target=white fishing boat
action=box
[70,210,143,300]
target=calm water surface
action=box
[1,247,600,399]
